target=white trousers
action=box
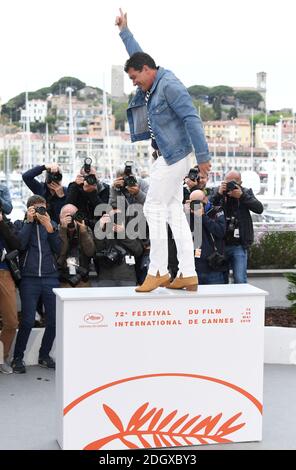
[143,154,196,277]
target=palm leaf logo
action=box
[84,402,246,449]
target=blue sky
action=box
[1,0,295,111]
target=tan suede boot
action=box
[167,273,198,291]
[135,272,171,292]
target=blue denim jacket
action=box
[120,28,210,165]
[0,184,13,214]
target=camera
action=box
[227,216,237,233]
[124,175,137,187]
[84,157,92,174]
[35,206,47,216]
[84,174,97,185]
[225,180,238,192]
[123,161,137,187]
[67,211,85,229]
[65,266,88,287]
[96,244,127,267]
[46,171,62,184]
[5,249,22,285]
[206,251,227,269]
[190,200,201,211]
[188,167,200,183]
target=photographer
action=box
[184,167,213,201]
[0,184,13,215]
[188,190,227,285]
[94,206,143,287]
[66,158,110,229]
[22,164,67,224]
[109,162,149,207]
[210,170,263,283]
[11,195,61,374]
[0,209,21,374]
[58,204,95,288]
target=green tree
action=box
[228,107,238,120]
[112,100,128,130]
[45,114,57,133]
[192,100,215,121]
[235,90,262,109]
[213,97,222,120]
[188,85,210,100]
[0,147,20,172]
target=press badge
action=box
[66,257,78,275]
[234,228,240,238]
[125,255,135,265]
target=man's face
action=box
[197,174,208,190]
[127,66,155,92]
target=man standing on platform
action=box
[115,9,211,292]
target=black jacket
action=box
[66,181,110,229]
[0,218,21,270]
[210,187,263,248]
[94,230,143,284]
[22,165,67,224]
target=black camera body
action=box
[190,200,201,211]
[67,211,85,229]
[227,216,238,233]
[66,266,88,287]
[5,249,22,285]
[96,244,127,267]
[225,180,238,193]
[123,161,137,187]
[84,174,97,185]
[35,206,47,216]
[124,175,137,187]
[207,251,227,270]
[46,171,62,184]
[188,167,200,183]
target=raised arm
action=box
[115,8,143,56]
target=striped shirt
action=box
[145,90,158,150]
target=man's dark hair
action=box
[27,195,46,208]
[124,52,157,73]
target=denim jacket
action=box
[120,28,210,165]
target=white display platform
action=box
[54,284,267,450]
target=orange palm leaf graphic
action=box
[84,403,246,450]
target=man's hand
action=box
[83,180,97,193]
[45,163,59,173]
[76,219,87,233]
[36,212,54,233]
[115,8,127,31]
[75,175,85,186]
[228,187,243,199]
[99,214,111,230]
[113,176,125,189]
[112,223,125,234]
[126,184,140,195]
[0,212,3,222]
[26,206,36,223]
[47,181,64,198]
[218,182,227,195]
[60,214,72,229]
[198,161,211,177]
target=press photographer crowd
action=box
[0,159,263,374]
